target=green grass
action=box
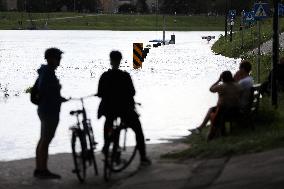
[163,95,284,159]
[212,18,284,58]
[0,12,230,30]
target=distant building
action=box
[1,0,18,10]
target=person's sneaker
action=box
[140,157,152,167]
[33,169,61,179]
[188,128,201,134]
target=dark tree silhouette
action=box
[136,0,149,13]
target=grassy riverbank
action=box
[0,12,234,30]
[163,19,284,159]
[212,18,284,58]
[163,95,284,159]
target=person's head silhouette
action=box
[110,51,122,69]
[221,71,234,83]
[45,48,63,70]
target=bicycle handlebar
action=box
[70,110,84,115]
[69,94,97,101]
[69,94,141,107]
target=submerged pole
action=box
[163,15,166,45]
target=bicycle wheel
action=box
[110,127,137,173]
[71,131,87,183]
[86,125,99,176]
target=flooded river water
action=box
[0,30,239,161]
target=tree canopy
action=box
[160,0,275,15]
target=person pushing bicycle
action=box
[97,51,151,166]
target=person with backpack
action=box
[33,48,68,179]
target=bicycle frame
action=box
[69,94,98,182]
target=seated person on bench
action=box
[189,71,241,140]
[234,60,254,112]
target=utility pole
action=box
[272,0,279,107]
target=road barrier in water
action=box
[133,43,143,69]
[142,48,150,59]
[170,35,175,44]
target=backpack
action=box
[30,78,40,105]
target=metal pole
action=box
[225,0,228,38]
[163,15,166,45]
[272,0,279,107]
[257,20,261,83]
[229,19,233,42]
[241,10,244,49]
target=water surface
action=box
[0,30,239,161]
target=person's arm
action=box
[234,70,242,81]
[210,77,222,93]
[126,73,135,97]
[97,74,105,98]
[61,97,68,102]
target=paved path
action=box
[251,32,284,55]
[1,143,284,189]
[26,14,99,22]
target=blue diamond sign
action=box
[228,10,237,19]
[244,11,255,24]
[254,3,269,20]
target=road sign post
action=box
[241,10,245,49]
[229,19,234,42]
[225,0,228,39]
[228,10,236,42]
[254,3,269,83]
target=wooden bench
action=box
[223,83,262,133]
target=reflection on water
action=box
[0,30,239,161]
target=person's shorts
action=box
[38,111,59,140]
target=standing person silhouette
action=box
[34,48,68,179]
[97,51,151,166]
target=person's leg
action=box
[37,137,53,170]
[207,107,225,141]
[197,106,216,130]
[35,113,60,179]
[122,111,149,163]
[103,116,114,153]
[35,138,42,170]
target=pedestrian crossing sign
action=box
[254,3,269,20]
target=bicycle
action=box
[103,106,145,181]
[69,95,98,183]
